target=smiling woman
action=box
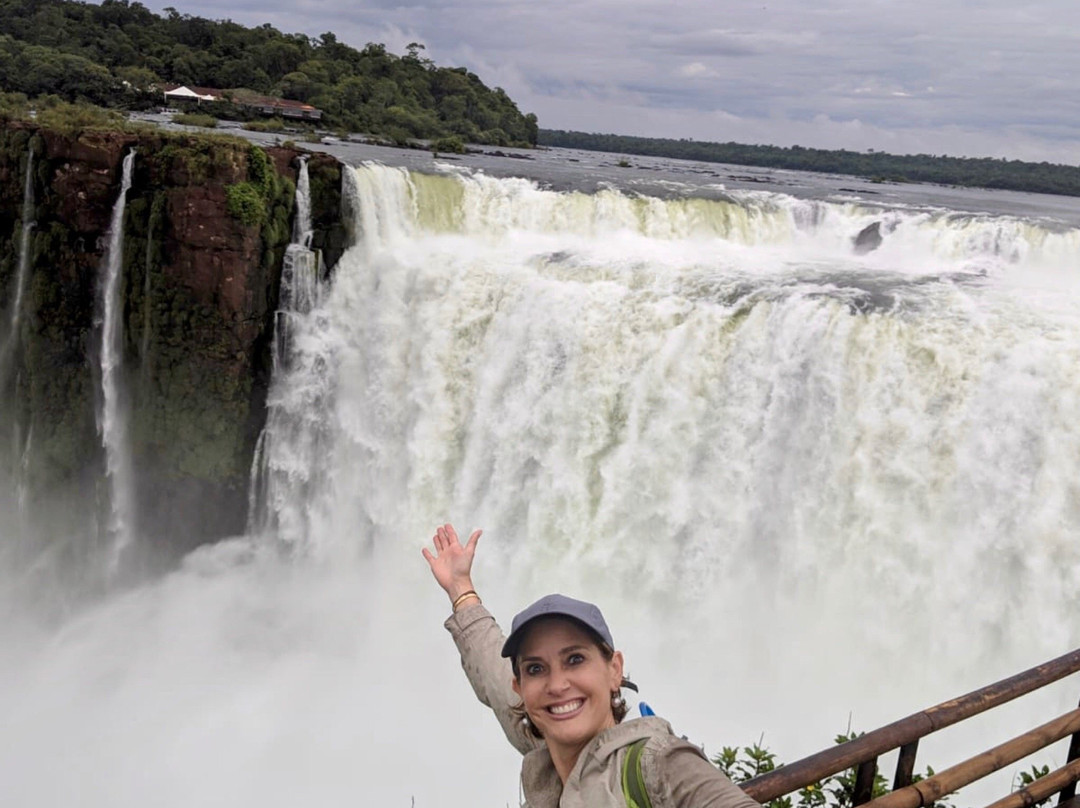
[422,524,764,808]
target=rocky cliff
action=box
[0,122,344,575]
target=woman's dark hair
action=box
[510,627,630,739]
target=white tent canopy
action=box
[163,86,218,102]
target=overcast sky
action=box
[144,0,1080,162]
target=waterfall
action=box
[14,423,31,536]
[95,150,136,565]
[1,147,35,517]
[246,157,325,536]
[292,156,313,247]
[0,147,35,388]
[248,163,1080,794]
[9,147,35,340]
[3,163,1079,807]
[275,159,322,370]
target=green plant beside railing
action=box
[717,733,962,808]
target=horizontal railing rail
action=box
[740,648,1080,806]
[867,708,1080,808]
[980,758,1080,808]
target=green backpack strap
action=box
[621,738,653,808]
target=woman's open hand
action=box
[422,523,482,602]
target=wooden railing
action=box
[740,649,1080,808]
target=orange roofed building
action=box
[162,85,323,122]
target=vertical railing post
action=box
[854,758,879,805]
[1058,697,1080,805]
[894,741,920,790]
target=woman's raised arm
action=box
[423,523,540,755]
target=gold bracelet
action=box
[452,590,480,611]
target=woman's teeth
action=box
[549,700,583,715]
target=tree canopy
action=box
[0,0,538,146]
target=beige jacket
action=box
[446,603,763,808]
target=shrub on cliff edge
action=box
[0,91,28,121]
[432,135,466,155]
[225,182,266,227]
[224,145,292,234]
[172,112,218,128]
[243,118,287,133]
[34,100,124,135]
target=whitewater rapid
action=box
[2,164,1079,807]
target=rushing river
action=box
[2,148,1080,807]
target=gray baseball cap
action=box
[500,593,614,659]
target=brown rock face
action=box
[42,129,139,234]
[164,184,264,316]
[0,121,329,575]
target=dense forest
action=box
[540,130,1080,198]
[0,0,538,146]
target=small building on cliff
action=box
[161,85,322,122]
[236,94,323,122]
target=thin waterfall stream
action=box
[247,157,324,536]
[0,147,35,390]
[96,150,137,566]
[9,146,34,341]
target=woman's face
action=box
[512,617,624,757]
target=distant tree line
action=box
[540,130,1080,198]
[0,0,538,146]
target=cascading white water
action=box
[293,156,313,247]
[96,150,136,565]
[0,148,35,389]
[276,158,322,359]
[2,163,1079,808]
[247,157,325,535]
[1,148,36,536]
[255,163,1080,793]
[9,146,34,339]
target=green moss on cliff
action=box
[225,146,294,237]
[20,220,98,488]
[249,145,274,195]
[133,288,254,482]
[225,182,266,227]
[126,140,293,495]
[156,135,244,185]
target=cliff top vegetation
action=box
[0,91,261,151]
[0,0,538,147]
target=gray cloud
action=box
[142,0,1080,161]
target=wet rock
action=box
[0,121,342,564]
[854,221,883,254]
